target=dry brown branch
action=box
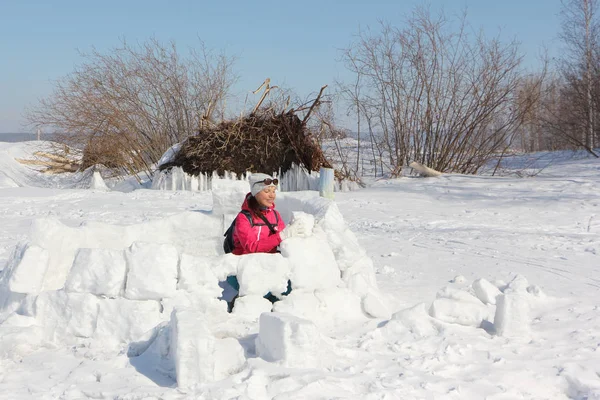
[33,151,72,163]
[44,167,78,174]
[302,85,328,124]
[16,146,81,174]
[16,158,79,172]
[252,78,279,114]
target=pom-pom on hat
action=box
[249,173,278,197]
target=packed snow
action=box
[0,140,598,399]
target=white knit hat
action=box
[249,173,277,197]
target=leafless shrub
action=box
[340,6,542,176]
[25,38,237,179]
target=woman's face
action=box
[255,186,277,208]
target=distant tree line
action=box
[509,0,599,159]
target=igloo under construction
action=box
[0,179,389,389]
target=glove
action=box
[279,220,307,240]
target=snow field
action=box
[0,142,598,398]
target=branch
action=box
[302,85,328,124]
[252,78,279,114]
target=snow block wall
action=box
[0,184,386,388]
[0,212,222,346]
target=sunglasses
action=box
[253,178,279,186]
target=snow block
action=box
[124,242,179,300]
[0,291,28,323]
[275,287,373,332]
[34,290,99,342]
[211,179,248,216]
[178,253,220,297]
[429,288,494,328]
[65,248,127,297]
[280,234,342,291]
[237,253,290,297]
[271,292,323,322]
[171,309,245,387]
[429,297,492,327]
[5,244,49,294]
[255,312,325,367]
[494,293,530,337]
[230,295,273,318]
[436,287,485,304]
[362,290,391,319]
[472,278,502,305]
[315,288,366,322]
[389,303,442,338]
[273,289,367,331]
[290,211,315,234]
[28,218,86,292]
[343,256,378,297]
[94,298,163,346]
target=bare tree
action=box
[513,72,549,152]
[555,0,600,155]
[25,38,237,178]
[537,72,598,154]
[340,6,542,176]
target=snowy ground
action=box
[0,141,599,399]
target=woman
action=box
[231,173,304,254]
[227,173,305,311]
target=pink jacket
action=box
[232,193,286,255]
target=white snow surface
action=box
[0,141,598,399]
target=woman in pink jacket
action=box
[227,173,305,311]
[231,173,285,255]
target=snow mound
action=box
[0,142,121,191]
[0,189,387,386]
[0,172,19,188]
[0,141,82,188]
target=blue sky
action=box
[0,0,561,133]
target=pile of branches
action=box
[160,108,331,176]
[16,145,81,174]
